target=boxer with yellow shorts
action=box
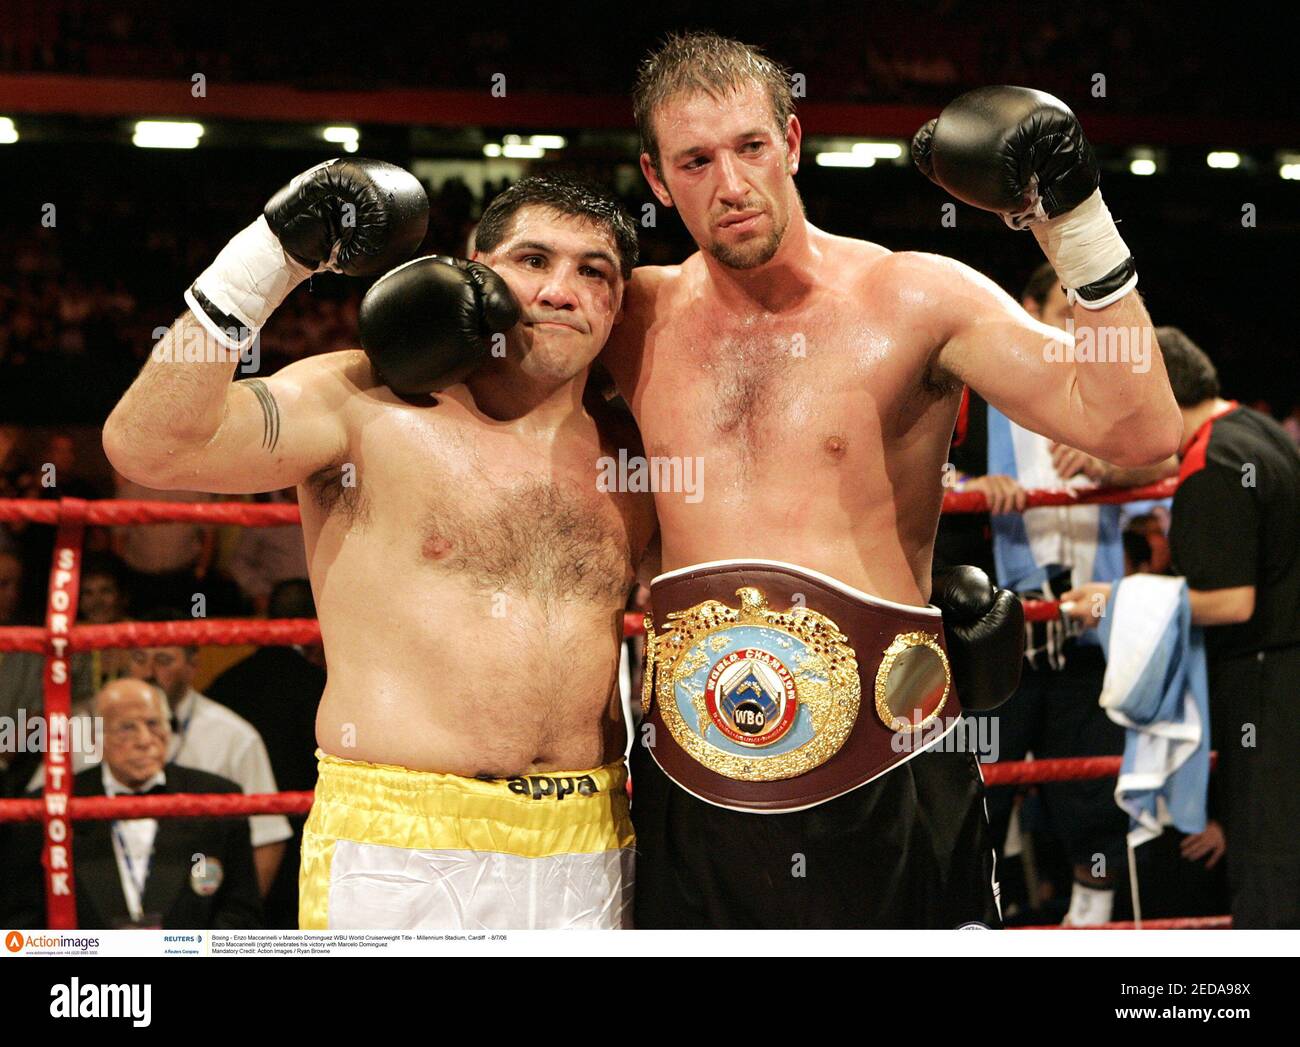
[104,168,654,929]
[300,755,634,929]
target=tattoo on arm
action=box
[240,379,281,452]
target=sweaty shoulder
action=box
[866,250,1011,312]
[622,263,684,323]
[803,227,886,286]
[254,349,397,440]
[601,263,685,390]
[271,349,378,401]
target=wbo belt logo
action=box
[705,648,798,746]
[647,586,861,782]
[506,774,599,800]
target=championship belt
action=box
[642,560,961,812]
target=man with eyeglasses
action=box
[126,610,293,900]
[0,679,262,928]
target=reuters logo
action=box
[5,931,24,953]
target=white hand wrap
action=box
[1030,189,1138,310]
[184,216,315,350]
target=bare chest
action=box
[309,408,643,605]
[416,469,637,603]
[633,302,919,471]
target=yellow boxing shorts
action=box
[299,752,635,930]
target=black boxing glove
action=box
[359,256,520,397]
[186,158,429,351]
[264,157,429,276]
[932,564,1024,712]
[912,86,1136,309]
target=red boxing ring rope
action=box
[0,476,1206,928]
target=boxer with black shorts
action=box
[596,32,1182,928]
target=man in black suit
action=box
[0,679,262,929]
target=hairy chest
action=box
[308,409,643,605]
[415,475,636,603]
[634,305,923,470]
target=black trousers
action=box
[1210,644,1300,929]
[630,735,1002,929]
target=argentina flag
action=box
[1097,574,1210,847]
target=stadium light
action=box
[815,152,876,168]
[133,121,204,149]
[850,141,904,160]
[1125,147,1158,176]
[486,134,551,159]
[0,117,17,144]
[1206,151,1240,169]
[323,126,360,153]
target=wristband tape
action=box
[183,283,256,351]
[184,215,312,351]
[1066,257,1139,310]
[1030,188,1132,292]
